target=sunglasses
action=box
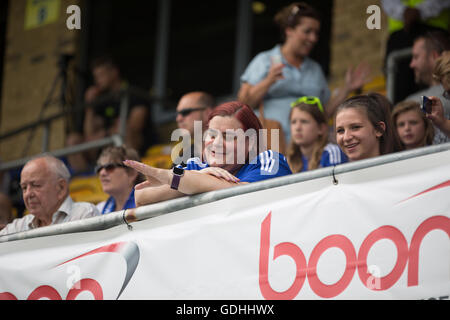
[291,96,324,114]
[177,107,206,117]
[95,163,127,174]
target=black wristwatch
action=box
[170,166,185,190]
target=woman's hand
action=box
[123,160,170,188]
[344,62,371,93]
[267,62,285,84]
[200,167,240,183]
[426,96,446,128]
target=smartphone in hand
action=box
[421,96,432,114]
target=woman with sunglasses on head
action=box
[238,2,370,142]
[124,101,292,206]
[288,96,347,173]
[95,145,145,214]
[392,100,434,150]
[335,93,403,162]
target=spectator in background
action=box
[124,101,292,206]
[392,100,435,149]
[66,56,157,174]
[335,93,402,162]
[427,51,450,137]
[287,96,347,173]
[0,155,99,236]
[0,193,13,231]
[407,31,450,144]
[174,91,215,164]
[238,2,370,143]
[381,0,450,102]
[95,146,144,214]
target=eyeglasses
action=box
[291,96,324,113]
[176,107,206,117]
[443,89,450,100]
[95,163,127,174]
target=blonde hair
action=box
[433,50,450,84]
[287,103,328,173]
[392,100,434,148]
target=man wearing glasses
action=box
[175,91,215,163]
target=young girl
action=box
[287,96,347,173]
[392,100,434,150]
[335,93,402,162]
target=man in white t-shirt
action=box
[0,155,99,236]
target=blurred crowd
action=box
[1,1,449,236]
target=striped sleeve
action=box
[323,144,347,166]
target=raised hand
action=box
[345,62,371,93]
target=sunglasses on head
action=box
[177,107,206,117]
[291,96,324,113]
[95,163,127,174]
[287,3,310,26]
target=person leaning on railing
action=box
[123,101,292,206]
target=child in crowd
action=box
[335,93,402,162]
[392,100,434,150]
[287,96,347,173]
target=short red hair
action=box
[208,101,263,132]
[208,101,265,156]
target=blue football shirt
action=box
[182,150,292,183]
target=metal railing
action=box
[1,141,449,243]
[386,47,412,103]
[0,91,131,172]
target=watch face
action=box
[173,166,184,175]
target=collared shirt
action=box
[96,189,136,214]
[0,196,100,236]
[240,44,331,141]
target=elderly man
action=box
[0,155,99,236]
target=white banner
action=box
[0,150,449,300]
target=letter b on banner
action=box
[259,212,307,299]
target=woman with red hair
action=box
[124,101,292,206]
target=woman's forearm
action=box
[238,80,274,109]
[135,185,184,206]
[177,170,241,194]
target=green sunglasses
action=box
[291,96,324,114]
